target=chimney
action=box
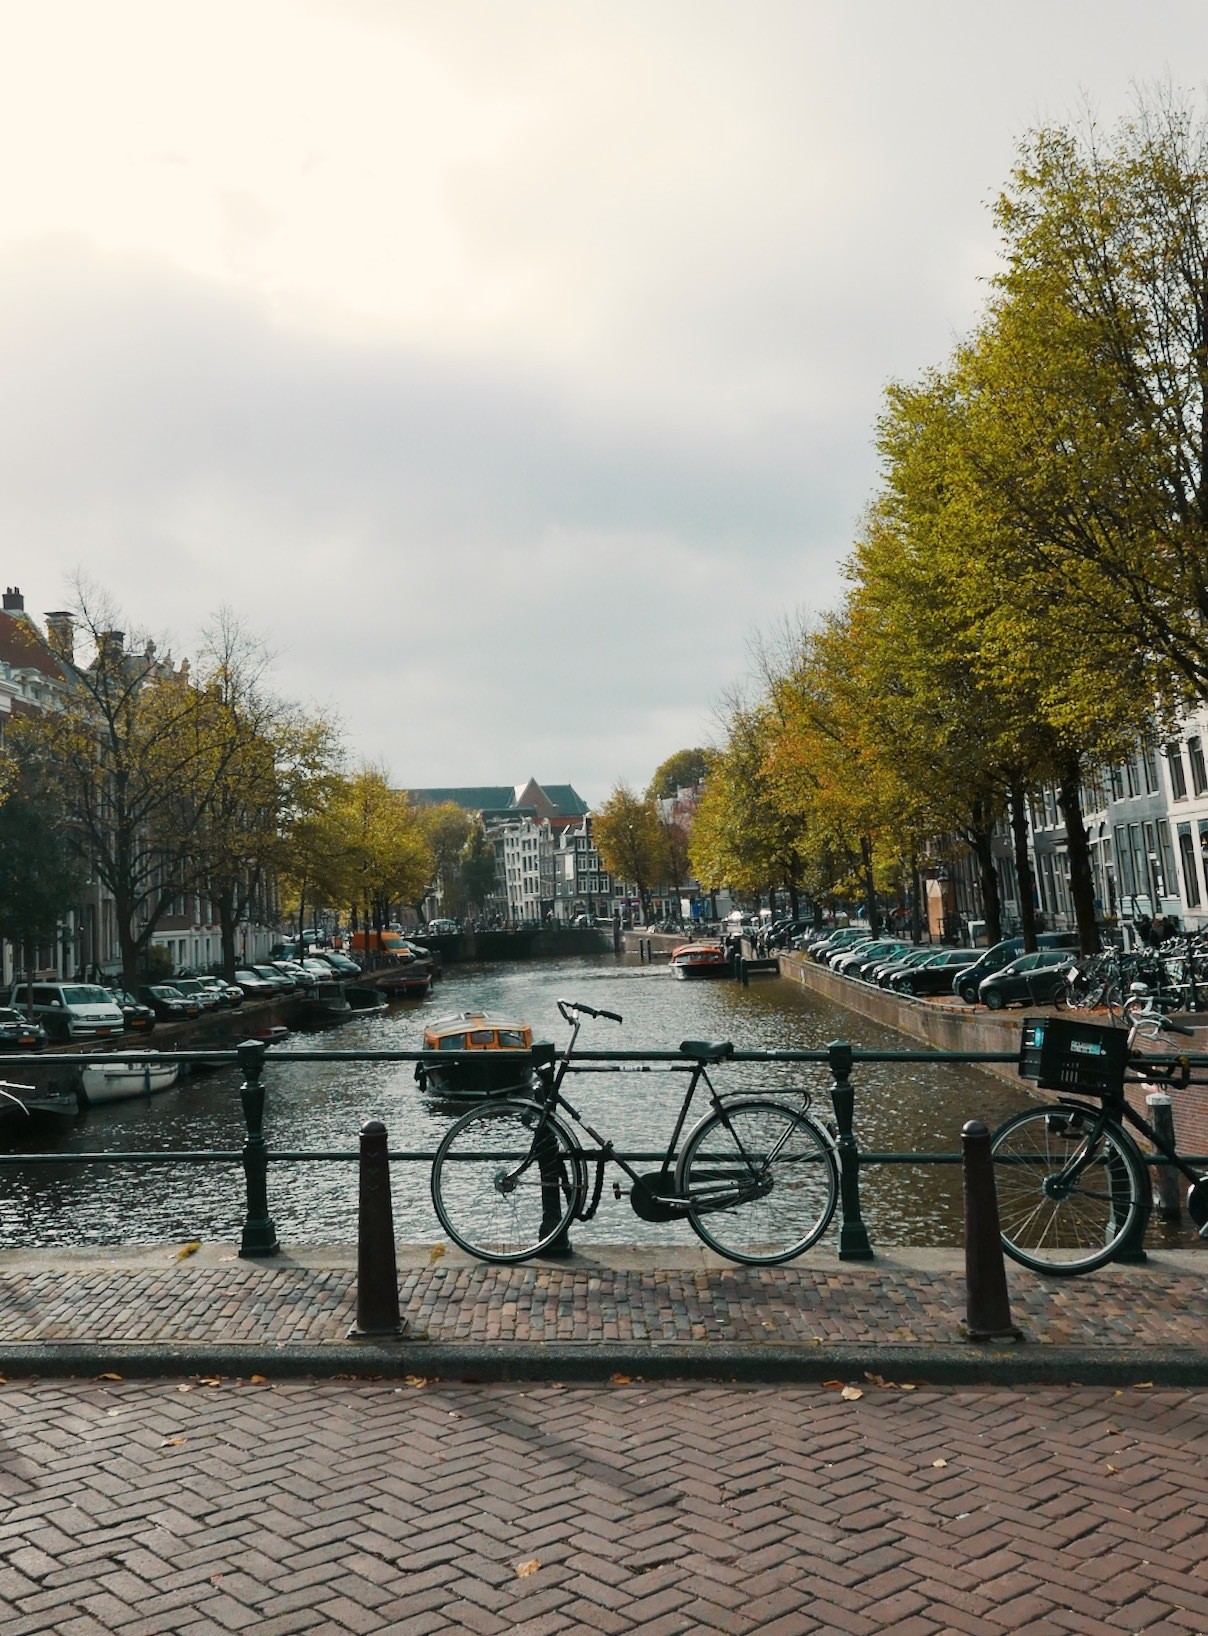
[98,630,125,667]
[2,586,24,612]
[44,611,75,664]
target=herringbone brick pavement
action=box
[1,1375,1206,1633]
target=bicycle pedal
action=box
[612,1182,628,1200]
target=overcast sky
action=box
[1,1,1204,804]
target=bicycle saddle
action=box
[679,1039,735,1063]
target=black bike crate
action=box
[1019,1016,1129,1097]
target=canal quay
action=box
[4,955,1208,1636]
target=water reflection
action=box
[0,955,1035,1249]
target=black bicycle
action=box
[991,998,1208,1275]
[430,998,840,1265]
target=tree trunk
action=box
[1057,765,1101,955]
[1008,778,1040,953]
[910,855,924,943]
[217,886,240,981]
[969,805,1003,947]
[860,835,881,935]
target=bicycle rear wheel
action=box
[991,1104,1146,1275]
[675,1098,838,1264]
[431,1099,585,1263]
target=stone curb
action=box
[3,1339,1207,1386]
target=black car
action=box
[0,1005,47,1051]
[954,933,1080,1004]
[108,987,156,1033]
[891,949,980,996]
[138,984,202,1022]
[978,950,1076,1010]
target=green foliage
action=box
[646,748,715,801]
[0,754,85,966]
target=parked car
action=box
[874,948,941,988]
[233,969,280,1001]
[194,975,243,1007]
[250,964,297,994]
[137,984,202,1022]
[843,941,913,981]
[8,982,126,1043]
[267,960,317,990]
[169,976,222,1012]
[0,1005,47,1051]
[978,950,1077,1010]
[307,950,361,977]
[810,929,872,963]
[107,987,156,1032]
[954,933,1080,1004]
[891,949,981,996]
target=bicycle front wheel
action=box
[431,1099,585,1263]
[676,1099,838,1265]
[991,1104,1147,1275]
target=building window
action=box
[1190,737,1208,797]
[1109,766,1125,801]
[1179,824,1202,908]
[1142,745,1160,795]
[1167,743,1188,800]
[1124,758,1140,798]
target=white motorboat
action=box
[78,1056,180,1106]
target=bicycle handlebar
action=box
[557,998,624,1025]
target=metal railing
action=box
[3,1037,1208,1261]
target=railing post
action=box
[349,1120,405,1337]
[237,1039,279,1258]
[826,1040,873,1260]
[960,1120,1022,1343]
[1146,1090,1182,1221]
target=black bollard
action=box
[348,1120,406,1338]
[961,1120,1023,1343]
[237,1039,279,1258]
[1146,1091,1182,1221]
[739,957,749,988]
[826,1041,873,1261]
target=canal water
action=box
[0,955,1037,1251]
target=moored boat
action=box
[376,968,433,998]
[346,985,388,1017]
[78,1055,181,1106]
[301,979,354,1026]
[415,1011,534,1100]
[669,941,731,979]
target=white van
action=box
[9,982,126,1043]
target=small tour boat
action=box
[375,968,433,999]
[415,1011,534,1100]
[301,979,354,1026]
[78,1055,181,1106]
[345,985,389,1017]
[669,941,731,980]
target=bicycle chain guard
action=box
[629,1171,691,1222]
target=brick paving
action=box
[2,1374,1207,1633]
[0,1244,1205,1352]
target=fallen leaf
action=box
[176,1385,192,1393]
[249,1375,267,1385]
[1133,1382,1154,1390]
[428,1243,446,1264]
[864,1372,887,1387]
[97,1373,122,1382]
[821,1379,845,1389]
[840,1386,863,1401]
[899,1384,918,1392]
[514,1560,539,1579]
[197,1377,222,1387]
[932,1458,948,1469]
[610,1373,632,1385]
[1106,1463,1118,1473]
[403,1376,428,1388]
[176,1241,201,1260]
[161,1437,187,1448]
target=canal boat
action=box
[301,979,354,1026]
[78,1055,181,1106]
[415,1011,535,1100]
[375,967,433,999]
[346,985,389,1017]
[669,941,731,980]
